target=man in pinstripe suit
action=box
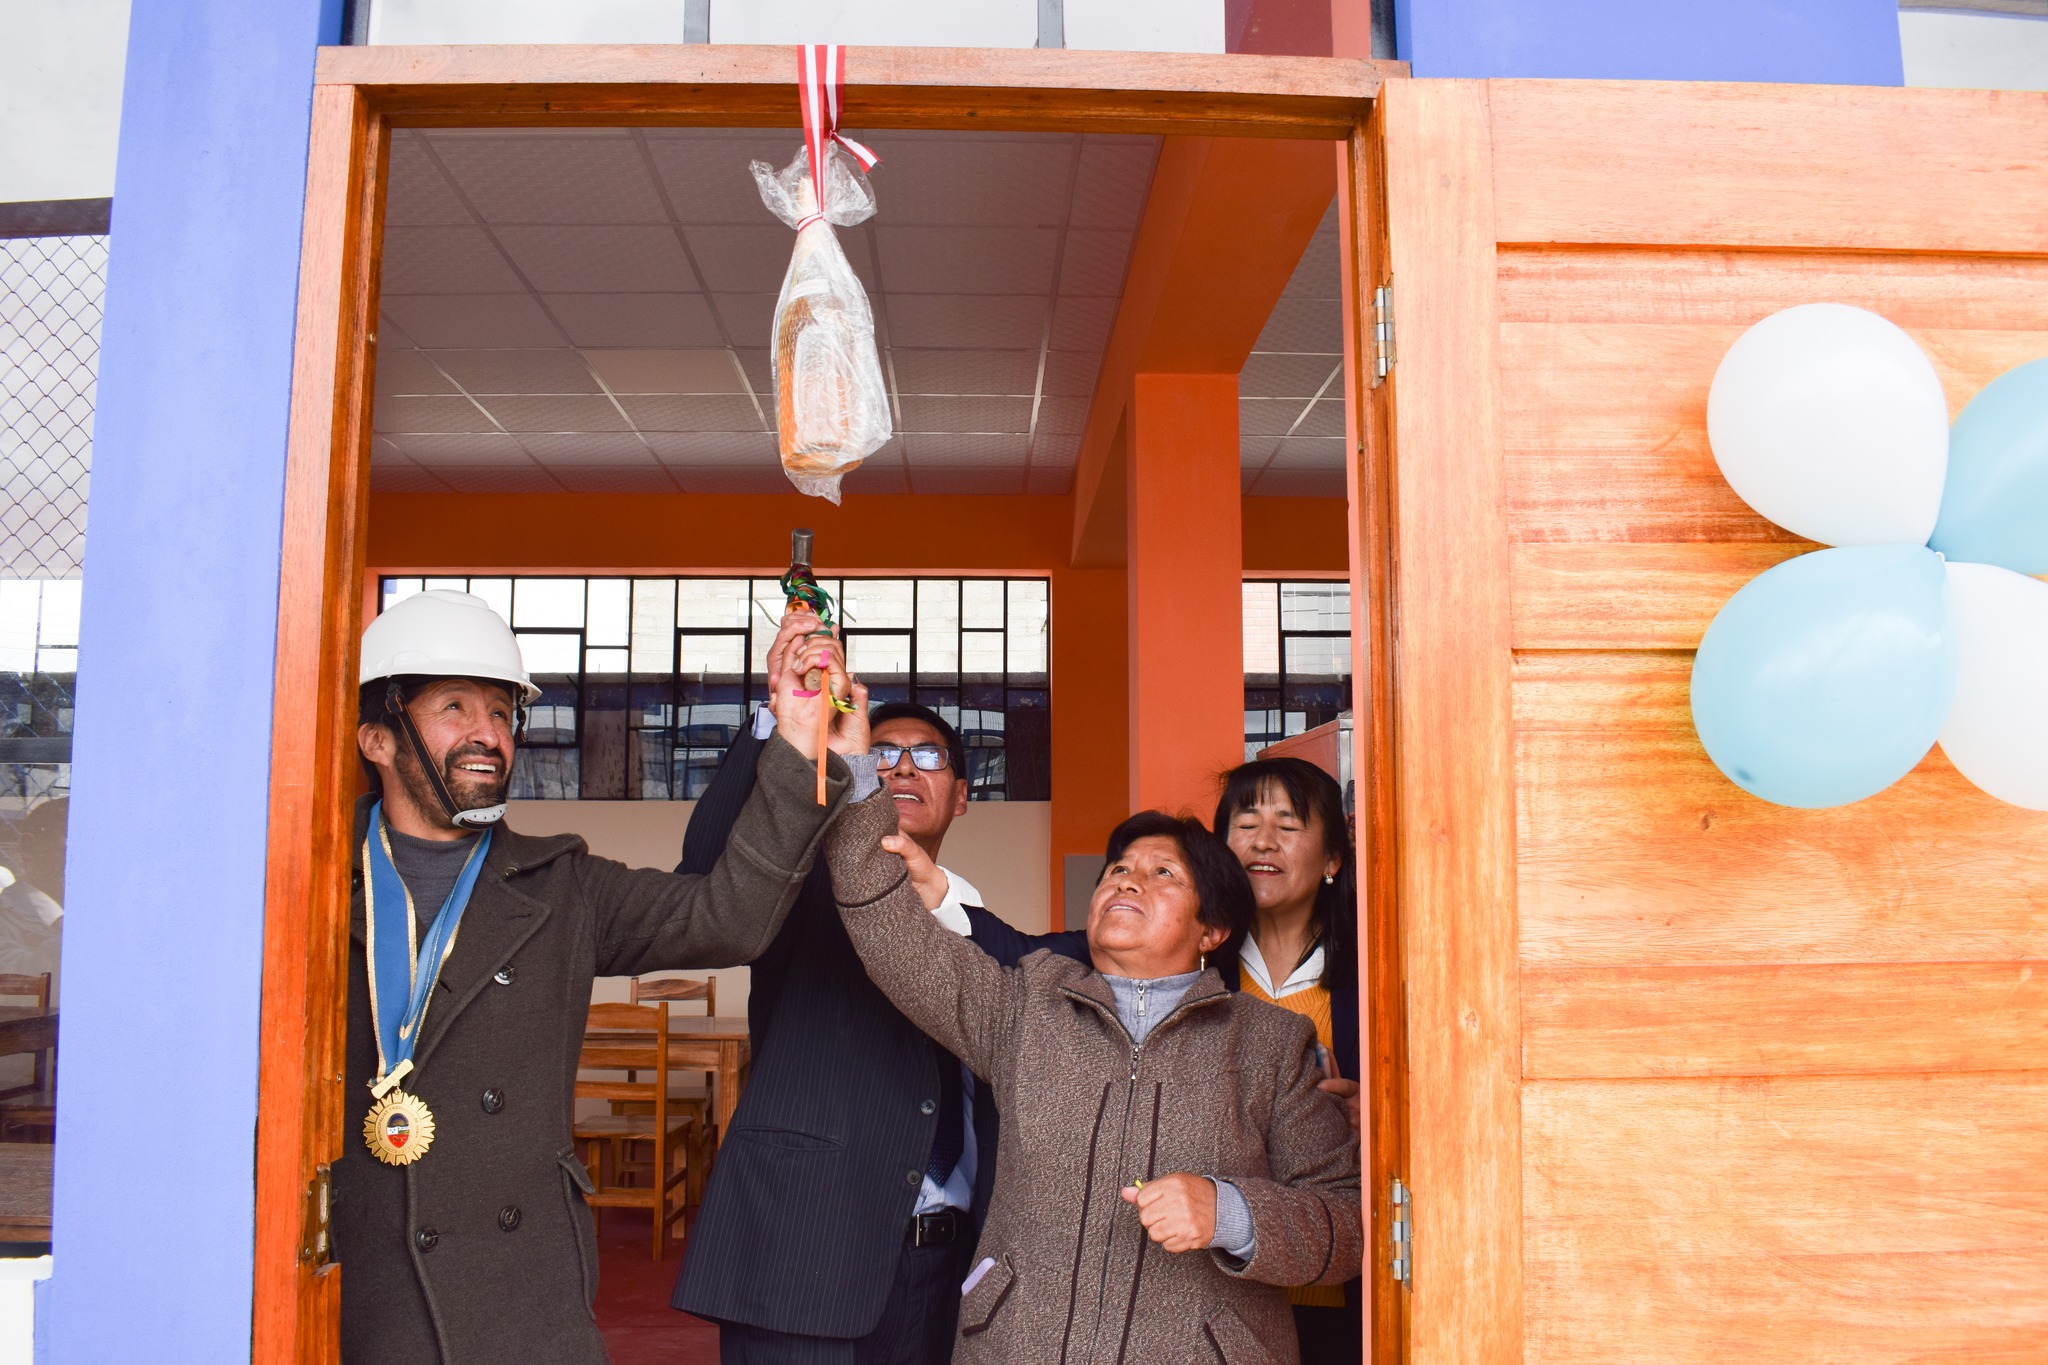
[671,616,1087,1365]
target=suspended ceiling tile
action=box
[1240,352,1341,401]
[898,395,1032,434]
[1250,467,1346,497]
[734,348,774,394]
[369,461,452,492]
[1069,140,1159,231]
[1049,295,1115,351]
[380,226,527,296]
[1266,436,1346,468]
[1279,206,1343,300]
[886,295,1047,350]
[583,348,745,395]
[675,464,798,495]
[890,348,1038,395]
[381,295,568,349]
[1026,464,1076,495]
[868,137,1078,226]
[876,226,1060,295]
[433,464,566,494]
[913,467,1025,495]
[643,431,778,464]
[552,465,680,493]
[432,136,671,226]
[642,132,807,225]
[841,461,912,496]
[373,349,460,397]
[1057,229,1136,297]
[432,349,601,396]
[1240,434,1279,467]
[516,432,656,464]
[1238,398,1305,439]
[375,395,497,435]
[1031,429,1082,464]
[1290,399,1346,439]
[903,433,1029,465]
[1254,295,1343,355]
[618,394,764,433]
[386,432,529,464]
[369,435,412,464]
[1040,351,1103,397]
[708,293,780,349]
[681,224,797,294]
[384,136,473,226]
[543,294,721,349]
[1033,396,1088,435]
[480,394,632,433]
[495,224,696,293]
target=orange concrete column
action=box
[1049,567,1128,928]
[1127,372,1245,814]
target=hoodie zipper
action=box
[1083,1038,1143,1365]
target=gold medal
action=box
[363,1088,436,1166]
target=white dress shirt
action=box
[914,867,980,1215]
[1239,933,1326,1001]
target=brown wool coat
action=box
[332,734,847,1365]
[824,793,1363,1365]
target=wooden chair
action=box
[623,975,716,1120]
[0,975,54,1139]
[573,1002,695,1259]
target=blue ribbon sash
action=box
[363,800,493,1093]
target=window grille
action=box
[1242,579,1351,760]
[378,575,1051,801]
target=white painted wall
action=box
[503,799,1051,1016]
[0,1257,49,1364]
[1063,0,1225,54]
[0,0,130,203]
[711,0,1036,48]
[368,0,693,44]
[1900,9,2048,91]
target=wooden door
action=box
[1372,77,2048,1365]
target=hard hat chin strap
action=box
[383,681,507,829]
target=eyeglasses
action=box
[874,743,950,772]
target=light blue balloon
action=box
[1930,356,2048,574]
[1690,544,1957,808]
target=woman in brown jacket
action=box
[824,792,1363,1365]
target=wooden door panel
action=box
[1487,81,2048,254]
[1509,542,1807,650]
[1524,960,2048,1079]
[1524,1073,2048,1364]
[1514,653,2048,969]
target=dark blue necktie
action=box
[924,1044,963,1187]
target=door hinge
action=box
[300,1163,332,1268]
[1371,282,1395,386]
[1390,1176,1412,1287]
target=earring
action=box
[1323,875,1335,886]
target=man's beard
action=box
[396,741,512,822]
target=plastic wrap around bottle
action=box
[751,145,891,503]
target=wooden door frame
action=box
[252,44,1404,1364]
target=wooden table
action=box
[0,1145,51,1240]
[585,1017,749,1147]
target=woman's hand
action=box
[880,832,949,911]
[1316,1045,1361,1138]
[828,675,870,756]
[1119,1173,1215,1253]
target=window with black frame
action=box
[377,576,1051,801]
[1242,579,1351,760]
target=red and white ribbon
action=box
[796,43,878,230]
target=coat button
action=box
[414,1227,438,1252]
[481,1088,505,1114]
[905,1170,921,1188]
[498,1205,522,1232]
[919,1099,936,1116]
[493,966,516,986]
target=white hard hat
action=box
[360,589,540,704]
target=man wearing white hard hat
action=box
[333,589,866,1365]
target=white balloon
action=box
[1707,303,1949,546]
[1939,561,2048,810]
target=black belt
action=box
[910,1208,964,1248]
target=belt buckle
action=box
[913,1209,958,1247]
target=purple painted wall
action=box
[42,0,339,1359]
[1395,0,1905,83]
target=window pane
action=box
[585,647,629,675]
[38,581,81,648]
[631,579,677,673]
[0,584,37,672]
[36,648,77,674]
[680,634,745,677]
[1281,581,1349,632]
[848,632,911,678]
[749,579,785,675]
[515,578,586,628]
[424,576,469,595]
[916,580,959,676]
[468,577,513,623]
[1242,581,1279,678]
[1006,580,1047,675]
[517,631,582,674]
[843,578,913,629]
[586,579,630,647]
[962,629,1003,677]
[679,578,747,629]
[381,577,424,610]
[1284,636,1349,677]
[962,578,1003,628]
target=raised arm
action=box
[825,787,1026,1086]
[1217,1021,1364,1288]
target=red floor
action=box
[594,1207,721,1365]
